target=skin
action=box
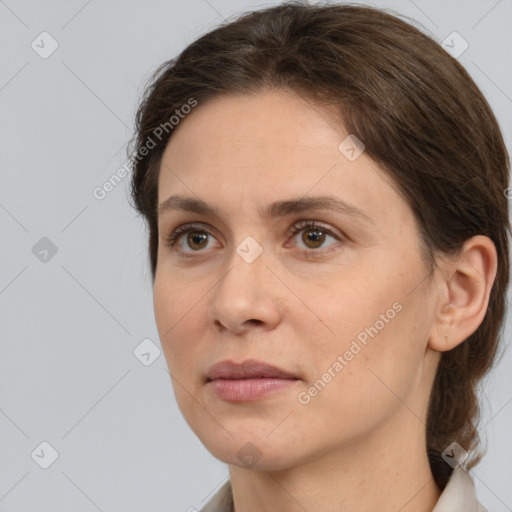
[153,89,497,512]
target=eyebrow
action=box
[158,194,375,225]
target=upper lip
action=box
[206,359,299,381]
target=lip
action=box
[206,359,300,402]
[206,359,298,380]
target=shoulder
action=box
[199,467,487,511]
[200,480,233,512]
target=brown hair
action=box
[128,1,510,489]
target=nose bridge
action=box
[209,236,280,331]
[217,239,268,300]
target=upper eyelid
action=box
[169,219,341,236]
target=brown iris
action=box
[186,231,208,250]
[302,229,326,249]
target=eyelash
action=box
[163,220,344,255]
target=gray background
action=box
[0,0,511,510]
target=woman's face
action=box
[153,89,441,470]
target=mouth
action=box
[206,359,299,380]
[205,359,300,402]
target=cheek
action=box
[295,315,424,445]
[304,261,427,393]
[299,271,395,351]
[153,278,206,372]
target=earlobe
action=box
[428,314,454,352]
[428,235,498,353]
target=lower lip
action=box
[208,378,298,401]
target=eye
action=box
[286,220,343,252]
[163,220,344,255]
[163,223,219,253]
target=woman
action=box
[128,2,509,510]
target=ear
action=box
[428,235,498,352]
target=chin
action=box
[195,427,303,471]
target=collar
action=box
[200,467,486,512]
[433,467,487,512]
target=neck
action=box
[228,410,442,512]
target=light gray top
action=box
[200,467,487,512]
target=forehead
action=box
[157,90,408,228]
[162,90,344,169]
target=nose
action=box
[209,248,282,335]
